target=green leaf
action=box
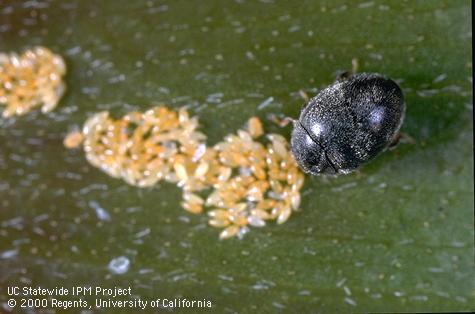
[0,0,473,312]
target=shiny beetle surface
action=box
[290,72,405,175]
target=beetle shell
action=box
[291,73,405,175]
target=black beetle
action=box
[290,72,405,175]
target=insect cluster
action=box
[64,106,305,239]
[0,47,66,118]
[2,47,406,240]
[64,106,206,187]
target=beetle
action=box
[290,72,405,175]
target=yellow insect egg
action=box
[63,131,84,149]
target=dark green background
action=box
[0,0,473,313]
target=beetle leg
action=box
[388,133,400,149]
[267,113,295,128]
[298,90,309,102]
[337,58,359,81]
[388,132,415,150]
[337,70,353,81]
[399,132,416,144]
[351,57,359,73]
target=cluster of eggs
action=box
[64,106,305,239]
[0,47,66,118]
[64,106,207,187]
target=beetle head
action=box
[290,121,336,175]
